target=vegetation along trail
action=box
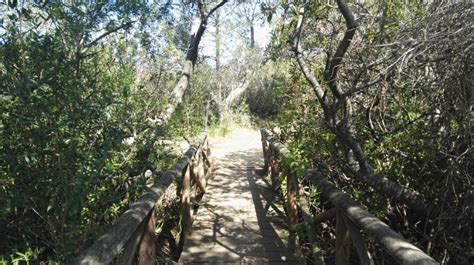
[0,1,471,264]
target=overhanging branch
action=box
[324,0,358,99]
[292,6,330,113]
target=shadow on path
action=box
[179,135,299,264]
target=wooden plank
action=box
[335,210,351,265]
[180,129,301,263]
[137,208,156,265]
[309,171,439,265]
[74,133,207,265]
[342,215,373,265]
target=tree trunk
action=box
[215,9,224,124]
[157,1,228,125]
[250,25,255,48]
[215,9,221,73]
[293,1,437,216]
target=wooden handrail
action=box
[262,129,437,217]
[260,129,438,265]
[75,132,210,265]
[310,171,437,265]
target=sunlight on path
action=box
[179,127,299,264]
[210,127,263,157]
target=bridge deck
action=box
[179,129,299,264]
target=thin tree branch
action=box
[208,0,228,17]
[292,6,329,111]
[324,0,358,99]
[84,20,136,49]
[343,76,384,96]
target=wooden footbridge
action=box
[74,129,438,264]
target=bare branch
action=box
[208,0,228,17]
[292,6,329,111]
[343,76,384,96]
[324,0,358,99]
[84,20,136,49]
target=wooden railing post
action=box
[342,215,374,265]
[259,129,438,265]
[75,133,209,264]
[261,130,269,171]
[270,145,281,190]
[197,151,206,193]
[205,137,212,168]
[298,186,325,265]
[190,151,206,194]
[202,136,212,176]
[119,209,153,265]
[202,140,211,169]
[335,209,351,265]
[137,208,156,265]
[269,144,275,183]
[287,172,298,227]
[181,164,192,239]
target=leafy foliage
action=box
[263,1,472,263]
[0,1,200,262]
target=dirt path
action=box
[178,128,299,264]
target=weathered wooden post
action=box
[118,208,156,265]
[181,164,192,238]
[137,208,156,265]
[197,152,206,193]
[298,186,325,265]
[205,137,212,168]
[261,130,269,172]
[190,152,206,194]
[342,215,373,265]
[335,210,351,265]
[287,171,299,227]
[202,138,211,169]
[269,144,280,190]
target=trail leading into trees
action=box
[179,128,300,264]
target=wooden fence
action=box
[75,132,211,265]
[260,129,438,265]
